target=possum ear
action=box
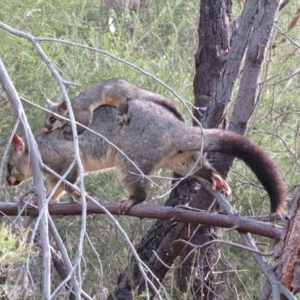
[11,134,25,154]
[58,101,69,115]
[46,98,56,108]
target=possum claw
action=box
[70,190,81,198]
[117,114,130,126]
[65,187,81,199]
[221,182,232,195]
[211,173,231,196]
[118,198,135,214]
[69,196,79,203]
[31,197,38,206]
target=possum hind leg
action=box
[102,89,129,125]
[115,154,150,213]
[47,167,80,204]
[47,175,67,204]
[118,184,147,214]
[191,154,231,195]
[167,152,231,195]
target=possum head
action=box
[43,99,69,133]
[6,134,33,186]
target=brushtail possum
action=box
[7,100,286,215]
[43,78,185,140]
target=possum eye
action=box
[50,117,56,124]
[7,164,13,172]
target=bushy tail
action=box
[203,129,286,215]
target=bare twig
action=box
[48,216,92,300]
[1,22,88,295]
[0,119,19,186]
[0,22,159,298]
[151,238,275,271]
[84,234,106,299]
[0,58,51,298]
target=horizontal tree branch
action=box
[0,201,281,240]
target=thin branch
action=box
[84,234,106,299]
[48,216,92,300]
[38,167,165,298]
[254,129,300,169]
[0,21,87,295]
[0,22,161,299]
[0,119,19,186]
[151,238,275,271]
[275,25,300,49]
[0,58,52,298]
[36,37,201,125]
[83,197,164,299]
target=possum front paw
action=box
[118,198,136,214]
[31,197,38,206]
[71,190,81,198]
[48,198,59,205]
[65,186,81,198]
[69,196,79,203]
[117,114,130,126]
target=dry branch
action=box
[0,201,281,240]
[0,58,52,298]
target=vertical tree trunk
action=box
[177,1,233,298]
[178,0,283,299]
[193,0,233,125]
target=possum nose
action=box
[42,127,49,133]
[6,177,20,186]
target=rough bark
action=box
[0,202,281,240]
[179,0,283,298]
[178,1,234,298]
[206,0,281,212]
[0,267,8,300]
[50,247,76,300]
[259,186,300,299]
[193,0,233,124]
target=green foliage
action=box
[1,0,300,298]
[0,224,30,268]
[0,224,31,295]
